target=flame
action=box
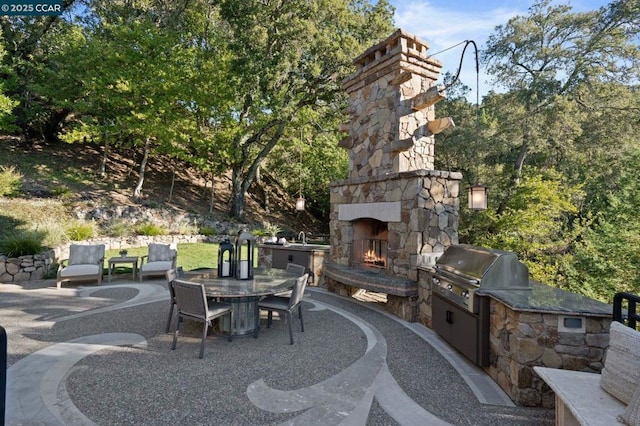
[363,249,386,266]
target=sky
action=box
[389,0,612,99]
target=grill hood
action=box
[434,244,531,290]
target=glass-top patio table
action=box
[180,268,297,336]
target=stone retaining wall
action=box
[0,254,52,282]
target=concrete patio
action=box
[1,276,554,425]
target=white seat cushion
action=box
[600,321,640,404]
[141,261,173,272]
[60,264,101,277]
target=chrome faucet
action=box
[297,231,306,246]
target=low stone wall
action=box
[0,254,52,282]
[0,234,227,283]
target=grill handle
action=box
[446,310,453,324]
[434,268,480,287]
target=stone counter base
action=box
[485,298,611,407]
[326,278,418,322]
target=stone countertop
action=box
[477,282,612,317]
[258,243,330,252]
[324,262,418,297]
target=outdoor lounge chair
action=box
[139,243,177,281]
[256,273,309,344]
[56,244,105,289]
[171,279,234,358]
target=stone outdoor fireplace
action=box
[324,29,462,321]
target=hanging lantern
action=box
[295,196,306,211]
[468,184,488,210]
[234,230,255,280]
[217,238,235,278]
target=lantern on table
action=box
[234,230,255,280]
[217,238,235,278]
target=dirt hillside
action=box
[2,136,325,236]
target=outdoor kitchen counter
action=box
[257,243,330,285]
[477,281,612,317]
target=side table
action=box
[108,256,139,282]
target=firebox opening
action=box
[352,218,388,272]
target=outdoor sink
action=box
[284,243,330,251]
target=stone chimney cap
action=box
[352,28,442,68]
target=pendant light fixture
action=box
[296,129,305,211]
[446,40,488,210]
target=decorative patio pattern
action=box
[1,278,553,425]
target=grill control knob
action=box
[447,284,453,291]
[461,290,469,299]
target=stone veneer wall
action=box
[485,298,611,407]
[329,169,460,281]
[340,29,443,178]
[417,268,435,328]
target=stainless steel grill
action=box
[431,244,531,367]
[432,244,530,313]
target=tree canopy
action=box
[436,0,639,301]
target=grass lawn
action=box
[104,242,258,277]
[105,242,218,273]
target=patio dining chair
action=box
[164,267,184,333]
[275,262,306,301]
[256,273,309,345]
[171,279,233,359]
[285,263,306,276]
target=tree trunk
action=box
[229,121,286,218]
[133,138,150,199]
[209,182,215,213]
[100,132,109,179]
[230,168,245,218]
[168,170,175,201]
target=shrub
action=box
[174,223,198,235]
[52,185,72,199]
[0,230,44,256]
[0,166,22,197]
[136,222,167,236]
[66,221,97,241]
[252,228,268,237]
[33,218,68,247]
[104,219,131,237]
[198,226,217,236]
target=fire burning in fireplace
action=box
[363,241,387,268]
[352,219,388,271]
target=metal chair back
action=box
[289,274,309,309]
[285,263,306,276]
[173,280,208,319]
